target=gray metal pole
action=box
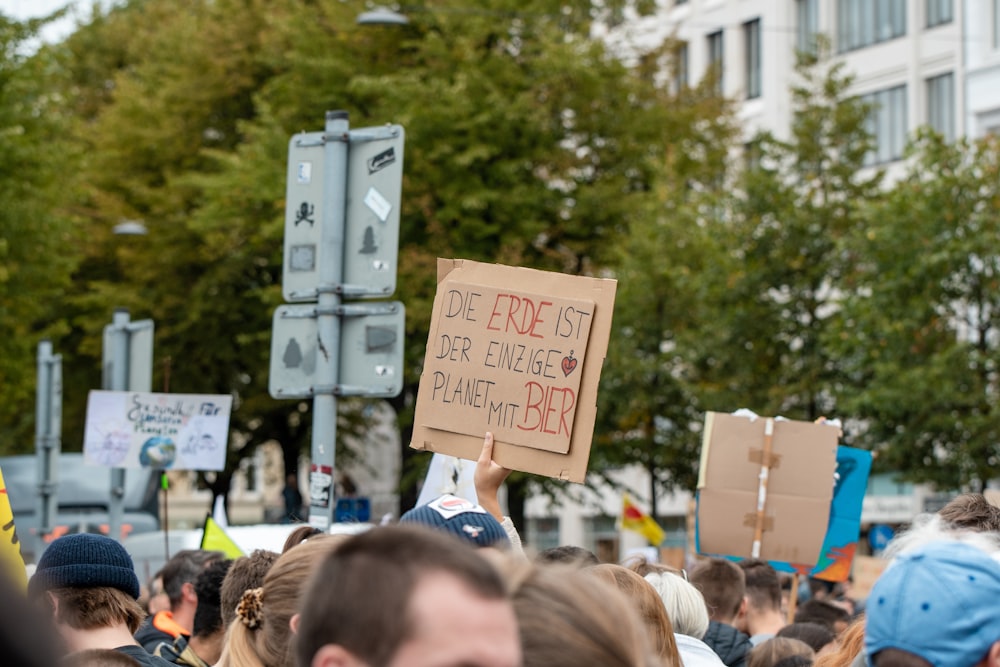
[308,111,349,530]
[34,340,62,560]
[108,309,130,543]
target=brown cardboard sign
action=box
[696,412,840,563]
[411,259,617,482]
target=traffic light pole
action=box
[308,111,349,530]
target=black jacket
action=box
[701,620,752,667]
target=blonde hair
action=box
[220,535,342,667]
[589,564,682,667]
[814,616,866,667]
[629,559,711,640]
[501,559,662,667]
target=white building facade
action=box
[525,0,1000,562]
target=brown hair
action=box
[221,536,340,667]
[219,549,279,629]
[588,564,681,666]
[739,559,782,612]
[748,637,815,667]
[814,616,866,667]
[937,493,1000,531]
[46,587,144,634]
[503,560,661,667]
[281,525,324,553]
[295,525,509,667]
[689,558,746,622]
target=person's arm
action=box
[474,432,524,556]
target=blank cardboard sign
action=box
[696,412,840,563]
[411,259,617,482]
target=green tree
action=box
[832,131,1000,491]
[593,44,736,511]
[0,13,79,451]
[695,48,880,421]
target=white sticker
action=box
[364,187,392,222]
[297,161,312,184]
[375,365,395,377]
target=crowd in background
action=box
[4,433,1000,667]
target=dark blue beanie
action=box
[28,533,140,599]
[400,494,510,549]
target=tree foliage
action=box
[832,131,1000,490]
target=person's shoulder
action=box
[115,645,178,667]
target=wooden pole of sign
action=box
[751,418,775,558]
[787,573,800,623]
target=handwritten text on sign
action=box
[422,282,595,454]
[83,390,233,471]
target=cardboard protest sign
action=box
[411,259,617,482]
[804,445,872,581]
[84,390,232,471]
[695,412,840,564]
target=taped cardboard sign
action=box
[696,411,840,564]
[411,259,617,482]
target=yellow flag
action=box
[621,493,666,546]
[0,466,27,588]
[200,515,244,559]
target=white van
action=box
[123,523,372,584]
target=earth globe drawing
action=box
[139,436,177,468]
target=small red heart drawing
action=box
[561,352,578,377]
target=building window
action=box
[837,0,906,52]
[584,515,619,563]
[926,72,954,142]
[707,30,724,94]
[744,19,761,99]
[926,0,952,27]
[525,517,560,551]
[674,41,689,92]
[861,84,908,165]
[797,0,819,53]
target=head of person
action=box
[689,557,747,624]
[628,558,710,639]
[535,545,600,566]
[223,535,341,667]
[161,548,224,614]
[748,637,815,667]
[588,563,681,666]
[295,524,520,667]
[865,540,1000,667]
[813,616,865,667]
[28,533,143,635]
[189,558,233,664]
[937,493,1000,532]
[0,564,64,666]
[399,494,510,550]
[219,549,279,629]
[739,559,783,614]
[282,526,324,553]
[777,623,836,656]
[145,572,170,615]
[503,559,662,667]
[794,599,850,635]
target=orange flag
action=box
[621,493,665,546]
[0,466,27,588]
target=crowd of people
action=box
[4,432,1000,667]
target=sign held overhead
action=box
[411,259,617,483]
